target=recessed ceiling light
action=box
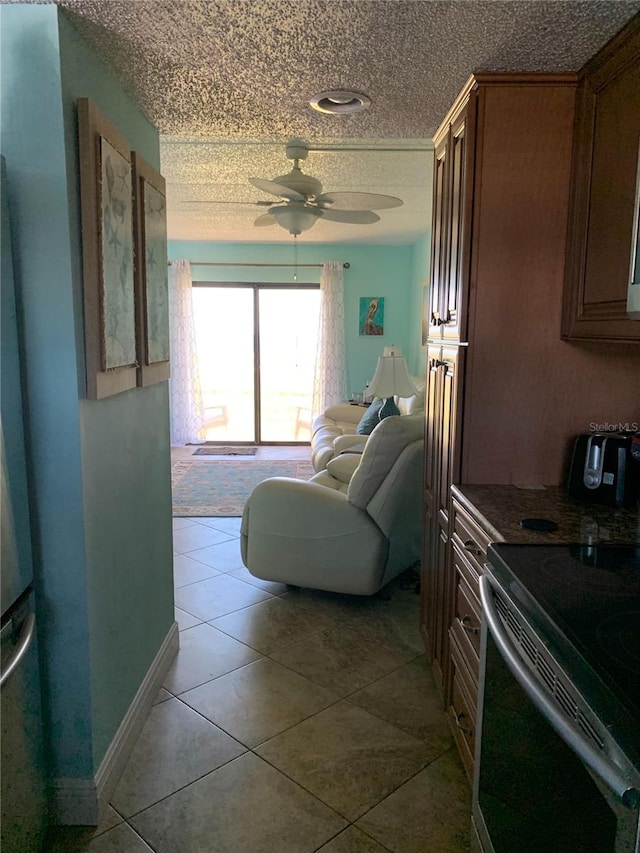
[309,90,371,115]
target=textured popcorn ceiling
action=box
[56,0,639,243]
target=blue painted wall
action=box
[1,4,174,801]
[168,240,429,395]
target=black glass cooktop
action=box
[487,543,640,738]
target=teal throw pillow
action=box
[355,399,383,435]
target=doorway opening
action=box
[192,283,320,444]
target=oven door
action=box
[472,573,640,853]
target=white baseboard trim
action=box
[52,621,179,825]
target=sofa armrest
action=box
[240,477,386,590]
[323,403,364,425]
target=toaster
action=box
[567,432,640,508]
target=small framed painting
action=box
[132,152,170,386]
[78,98,138,399]
[359,296,385,335]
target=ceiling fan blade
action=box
[254,213,277,227]
[183,200,273,207]
[249,177,305,202]
[319,208,380,224]
[315,192,403,210]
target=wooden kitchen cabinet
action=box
[420,344,463,692]
[447,497,489,780]
[427,88,474,342]
[562,15,640,342]
[419,62,640,748]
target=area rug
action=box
[192,446,257,456]
[171,459,316,517]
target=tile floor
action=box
[47,448,472,853]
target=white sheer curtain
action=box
[168,260,205,445]
[312,261,348,418]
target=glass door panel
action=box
[258,289,320,442]
[192,287,255,442]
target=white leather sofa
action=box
[309,378,425,472]
[240,414,424,596]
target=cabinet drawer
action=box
[452,502,490,564]
[451,573,481,678]
[448,632,477,781]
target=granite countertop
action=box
[451,484,640,545]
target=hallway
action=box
[47,514,471,852]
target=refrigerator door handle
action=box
[1,611,35,689]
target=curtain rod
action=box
[168,261,350,269]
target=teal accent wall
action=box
[409,231,431,375]
[1,4,174,795]
[168,240,427,396]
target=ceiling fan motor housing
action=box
[274,166,322,199]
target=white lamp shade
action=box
[368,353,418,399]
[269,202,319,235]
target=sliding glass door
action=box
[192,284,320,444]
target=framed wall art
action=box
[78,98,138,399]
[359,296,385,336]
[132,151,170,386]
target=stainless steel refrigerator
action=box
[1,156,48,851]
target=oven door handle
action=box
[479,574,639,810]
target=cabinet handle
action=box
[461,616,479,635]
[434,359,448,368]
[454,711,472,736]
[431,312,445,326]
[463,539,482,557]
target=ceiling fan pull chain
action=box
[293,236,298,281]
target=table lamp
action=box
[367,345,418,420]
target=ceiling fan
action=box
[249,139,403,235]
[187,138,404,236]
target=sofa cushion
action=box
[326,452,362,483]
[355,399,383,435]
[348,414,425,510]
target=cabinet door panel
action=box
[562,19,640,341]
[429,145,449,334]
[424,348,442,504]
[443,114,467,340]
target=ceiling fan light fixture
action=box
[269,203,320,236]
[309,90,371,115]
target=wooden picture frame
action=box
[78,98,138,399]
[132,152,170,386]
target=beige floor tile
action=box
[269,622,419,697]
[348,657,453,752]
[229,565,290,595]
[172,524,234,555]
[45,821,151,853]
[129,753,347,853]
[172,517,197,531]
[180,658,339,747]
[209,594,335,654]
[256,701,431,821]
[111,697,245,817]
[152,687,172,705]
[162,622,261,694]
[317,826,393,852]
[174,573,273,621]
[193,516,242,534]
[356,750,472,853]
[173,553,221,587]
[174,606,201,631]
[333,590,424,656]
[185,537,246,572]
